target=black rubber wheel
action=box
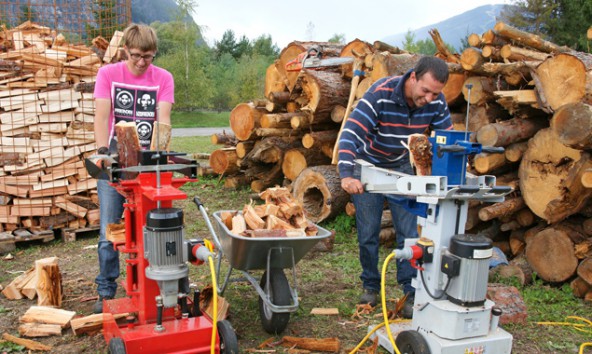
[395,330,430,354]
[217,320,239,354]
[258,268,291,334]
[108,337,126,354]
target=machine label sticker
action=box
[473,248,493,259]
[436,135,447,144]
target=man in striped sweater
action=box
[337,56,452,317]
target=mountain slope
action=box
[382,4,505,51]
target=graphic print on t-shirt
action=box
[113,85,158,149]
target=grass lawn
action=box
[171,110,230,128]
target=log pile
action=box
[209,24,592,299]
[455,22,592,300]
[0,21,124,241]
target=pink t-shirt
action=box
[94,61,174,149]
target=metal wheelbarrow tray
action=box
[208,210,333,334]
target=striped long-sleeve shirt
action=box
[337,69,453,179]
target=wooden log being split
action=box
[291,165,350,223]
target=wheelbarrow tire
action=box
[217,319,239,354]
[259,268,291,334]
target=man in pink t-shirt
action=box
[92,23,175,313]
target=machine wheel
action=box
[108,337,126,354]
[217,320,239,354]
[395,330,430,354]
[258,268,291,334]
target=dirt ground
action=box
[0,181,590,353]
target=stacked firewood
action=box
[209,23,592,299]
[0,21,123,236]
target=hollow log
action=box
[519,128,592,223]
[230,102,266,141]
[291,165,350,223]
[494,22,571,54]
[525,226,578,282]
[209,148,239,175]
[282,148,331,181]
[294,69,350,122]
[535,52,591,111]
[277,41,344,92]
[265,62,287,99]
[370,52,420,82]
[478,196,525,222]
[550,102,592,149]
[476,116,548,147]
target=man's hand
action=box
[341,177,364,194]
[94,146,110,169]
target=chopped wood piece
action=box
[310,308,339,315]
[20,306,76,328]
[281,336,340,353]
[35,256,62,307]
[18,323,62,337]
[2,332,52,351]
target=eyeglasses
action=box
[128,52,156,62]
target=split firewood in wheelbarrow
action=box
[219,186,320,237]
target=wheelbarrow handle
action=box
[193,197,223,253]
[193,196,204,208]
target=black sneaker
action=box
[401,293,415,319]
[93,295,113,314]
[359,289,378,307]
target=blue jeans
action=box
[352,161,418,295]
[95,179,125,298]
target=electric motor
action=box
[444,234,492,307]
[144,208,188,307]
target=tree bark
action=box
[370,52,420,82]
[504,141,529,162]
[519,128,592,223]
[339,38,373,79]
[260,112,308,129]
[291,165,350,223]
[476,116,548,147]
[460,47,484,71]
[209,148,239,175]
[265,62,287,99]
[478,196,525,222]
[494,22,571,53]
[462,76,508,105]
[500,44,549,62]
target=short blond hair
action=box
[122,23,158,52]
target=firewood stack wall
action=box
[210,24,592,300]
[0,20,126,240]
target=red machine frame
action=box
[101,171,219,353]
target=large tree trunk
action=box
[534,52,592,111]
[370,52,420,82]
[519,128,592,223]
[291,165,350,223]
[525,226,579,282]
[294,70,350,123]
[339,39,373,79]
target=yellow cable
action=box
[208,255,218,354]
[536,316,592,354]
[348,321,386,353]
[381,252,402,354]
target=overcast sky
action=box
[192,0,509,48]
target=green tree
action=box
[499,0,555,35]
[235,35,252,58]
[209,52,237,111]
[251,34,279,57]
[215,30,238,59]
[328,33,346,44]
[19,5,37,24]
[402,30,419,53]
[85,0,122,42]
